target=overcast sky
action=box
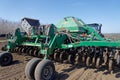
[0,0,120,33]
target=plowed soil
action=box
[0,41,120,80]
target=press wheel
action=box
[86,56,92,67]
[109,59,113,74]
[68,54,75,64]
[54,53,59,62]
[96,57,100,68]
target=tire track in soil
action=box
[74,68,92,80]
[54,63,72,80]
[0,64,24,80]
[87,69,100,80]
[66,67,86,80]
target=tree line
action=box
[0,18,21,34]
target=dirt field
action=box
[0,41,120,80]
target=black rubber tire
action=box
[35,60,55,80]
[96,57,100,68]
[25,58,41,80]
[86,56,91,67]
[0,52,13,66]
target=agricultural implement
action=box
[0,17,120,80]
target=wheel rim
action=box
[3,57,9,62]
[42,65,53,79]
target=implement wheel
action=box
[109,59,113,74]
[18,47,22,55]
[59,53,65,63]
[21,47,25,53]
[33,50,38,57]
[92,57,96,66]
[29,49,34,56]
[25,58,41,80]
[35,60,55,80]
[54,53,59,62]
[86,56,92,67]
[75,54,81,64]
[1,45,7,51]
[14,47,19,52]
[68,54,75,64]
[96,57,101,68]
[0,52,13,66]
[82,56,86,63]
